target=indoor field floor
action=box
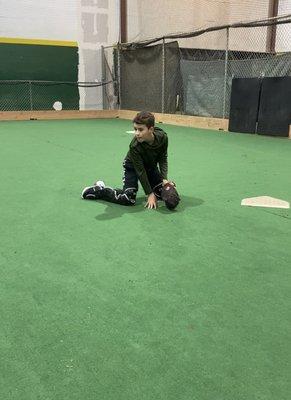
[0,118,290,400]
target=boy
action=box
[81,111,180,210]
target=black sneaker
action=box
[81,185,103,200]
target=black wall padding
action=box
[119,41,181,113]
[257,77,291,137]
[228,78,261,134]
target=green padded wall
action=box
[0,42,79,110]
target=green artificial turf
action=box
[0,119,290,400]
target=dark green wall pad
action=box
[228,78,261,134]
[257,77,291,137]
[0,43,79,110]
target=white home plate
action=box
[241,196,290,209]
[126,130,135,134]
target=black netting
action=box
[119,41,181,113]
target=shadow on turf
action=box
[95,195,203,220]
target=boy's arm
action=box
[130,148,153,195]
[158,136,168,180]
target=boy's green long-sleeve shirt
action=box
[125,127,168,195]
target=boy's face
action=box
[133,123,154,143]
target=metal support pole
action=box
[267,0,279,53]
[120,0,127,43]
[117,43,121,109]
[222,28,229,119]
[101,45,106,109]
[29,81,33,111]
[162,38,166,114]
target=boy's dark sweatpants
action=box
[100,159,163,206]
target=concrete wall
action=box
[126,0,289,53]
[78,0,120,109]
[277,0,291,51]
[0,0,78,41]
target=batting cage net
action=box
[113,9,291,119]
[0,79,115,112]
[2,1,290,117]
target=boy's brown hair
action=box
[133,111,155,128]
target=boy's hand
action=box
[145,193,158,209]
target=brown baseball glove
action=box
[161,182,180,210]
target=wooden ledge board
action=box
[118,110,228,131]
[0,110,118,121]
[0,109,228,131]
